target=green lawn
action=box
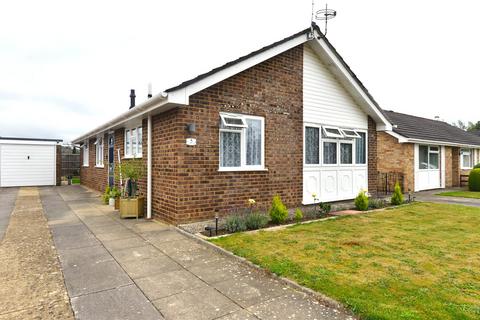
[436,191,480,199]
[212,203,480,320]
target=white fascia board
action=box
[313,38,392,132]
[0,139,59,146]
[405,138,480,149]
[385,130,409,143]
[167,33,311,105]
[72,93,169,144]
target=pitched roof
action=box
[383,110,480,147]
[472,129,480,137]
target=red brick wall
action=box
[154,45,304,223]
[367,117,378,195]
[377,132,415,192]
[80,134,108,193]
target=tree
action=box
[451,120,480,132]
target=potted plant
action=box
[115,158,146,218]
[109,187,121,207]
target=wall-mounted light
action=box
[186,123,196,133]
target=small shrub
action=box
[469,168,480,191]
[269,195,289,224]
[354,190,369,211]
[318,202,331,216]
[225,215,247,233]
[294,209,303,223]
[102,186,111,204]
[244,212,269,230]
[368,198,386,209]
[474,163,480,169]
[391,182,404,205]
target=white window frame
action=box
[95,137,104,167]
[303,124,322,165]
[460,148,473,169]
[323,126,344,139]
[219,113,265,171]
[220,113,248,128]
[341,129,361,139]
[419,145,440,170]
[82,140,89,167]
[340,141,354,165]
[303,124,368,168]
[124,125,143,158]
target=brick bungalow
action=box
[73,23,480,224]
[378,111,480,192]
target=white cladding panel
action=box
[0,144,56,187]
[303,45,368,129]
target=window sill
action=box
[218,167,268,172]
[82,165,89,167]
[95,165,105,168]
[123,154,143,159]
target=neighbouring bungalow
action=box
[72,23,480,224]
[378,111,480,192]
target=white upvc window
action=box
[95,137,104,167]
[323,126,344,139]
[82,140,89,167]
[219,113,265,171]
[304,125,367,166]
[125,126,142,158]
[419,145,439,170]
[460,148,473,169]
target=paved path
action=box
[40,186,354,320]
[415,188,480,207]
[0,187,18,241]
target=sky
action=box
[1,0,479,143]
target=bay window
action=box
[125,126,142,157]
[95,137,104,167]
[219,113,264,170]
[461,148,472,169]
[304,125,367,166]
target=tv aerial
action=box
[311,2,337,36]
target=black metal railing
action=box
[377,171,404,195]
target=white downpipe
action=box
[147,115,152,219]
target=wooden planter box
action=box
[114,198,120,210]
[119,197,145,219]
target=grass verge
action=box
[211,202,480,320]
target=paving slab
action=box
[153,286,240,320]
[186,257,252,284]
[135,269,206,300]
[102,236,150,252]
[216,309,260,320]
[248,292,356,320]
[71,284,163,320]
[119,255,181,279]
[213,273,288,308]
[110,244,162,263]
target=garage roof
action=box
[383,111,480,147]
[0,137,62,143]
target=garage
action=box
[0,137,62,187]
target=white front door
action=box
[415,144,444,191]
[0,144,56,187]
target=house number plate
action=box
[186,138,197,146]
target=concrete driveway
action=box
[414,188,480,207]
[40,186,354,320]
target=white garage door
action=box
[0,144,56,187]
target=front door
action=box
[415,144,442,191]
[108,135,115,187]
